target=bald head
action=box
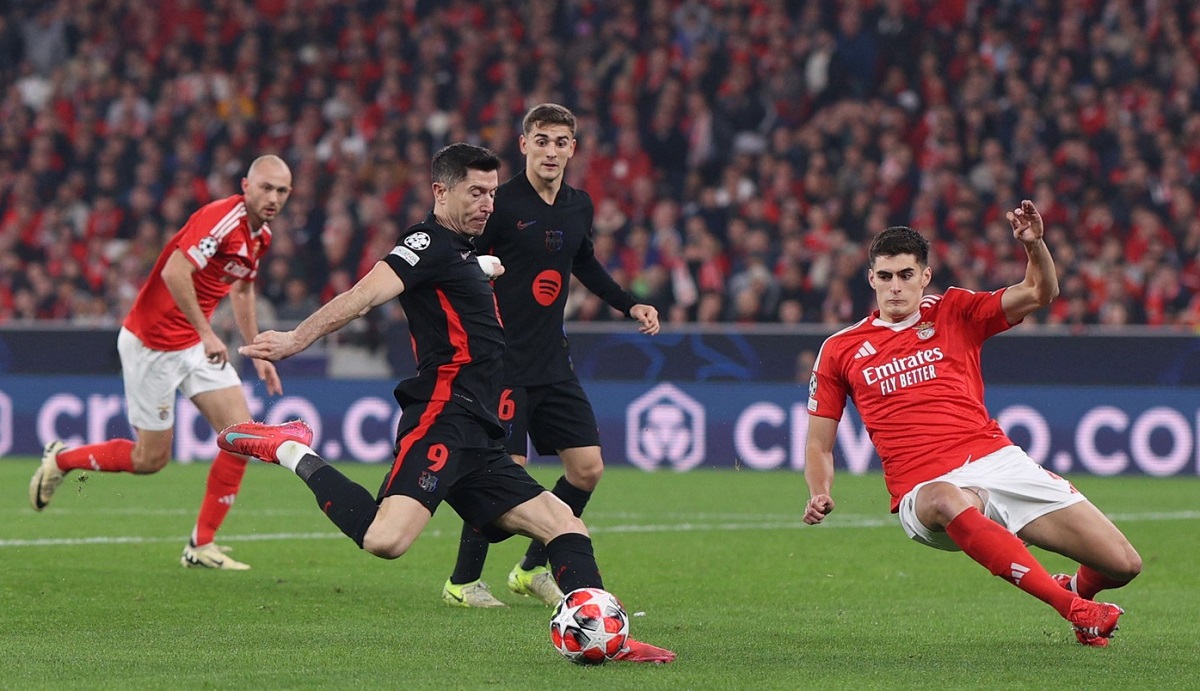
[242,155,293,229]
[247,154,291,181]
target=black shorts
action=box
[379,401,545,542]
[499,376,601,457]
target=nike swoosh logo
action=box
[224,432,265,442]
[516,220,536,230]
[184,553,217,566]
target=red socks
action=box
[55,439,136,473]
[945,507,1076,617]
[191,451,248,546]
[1073,565,1130,600]
[54,441,250,548]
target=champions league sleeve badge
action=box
[404,232,431,250]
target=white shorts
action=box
[118,327,242,431]
[897,445,1087,552]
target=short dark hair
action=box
[522,103,576,135]
[431,143,501,188]
[869,226,930,266]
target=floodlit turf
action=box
[1,459,1197,689]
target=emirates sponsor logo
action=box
[861,347,944,385]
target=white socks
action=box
[275,441,313,472]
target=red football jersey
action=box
[808,287,1016,511]
[124,195,271,351]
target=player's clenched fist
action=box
[803,494,835,525]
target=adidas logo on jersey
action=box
[853,341,877,359]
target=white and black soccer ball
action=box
[549,587,630,665]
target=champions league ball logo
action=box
[404,232,431,250]
[197,236,219,258]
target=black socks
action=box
[450,522,491,584]
[545,532,602,593]
[302,461,379,548]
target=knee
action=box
[1115,546,1143,583]
[131,445,170,474]
[556,514,588,539]
[568,462,603,492]
[362,530,415,560]
[540,501,588,543]
[564,454,604,492]
[914,483,975,529]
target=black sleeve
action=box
[572,233,638,317]
[383,231,443,290]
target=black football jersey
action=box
[476,173,636,386]
[383,214,505,435]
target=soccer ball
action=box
[549,587,630,665]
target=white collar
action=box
[871,309,921,331]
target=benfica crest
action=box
[915,321,936,340]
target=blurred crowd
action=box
[2,0,1200,332]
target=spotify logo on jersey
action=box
[533,270,562,306]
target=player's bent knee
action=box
[569,463,603,491]
[132,449,171,474]
[561,448,604,491]
[361,522,419,559]
[914,482,974,528]
[531,509,588,545]
[1115,547,1143,582]
[362,532,414,559]
[554,514,587,540]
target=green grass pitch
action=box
[1,460,1196,689]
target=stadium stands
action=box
[1,0,1198,328]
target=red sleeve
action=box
[944,286,1013,342]
[177,197,247,271]
[808,337,849,421]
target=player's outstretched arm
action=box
[803,415,839,525]
[1001,199,1060,324]
[240,261,405,362]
